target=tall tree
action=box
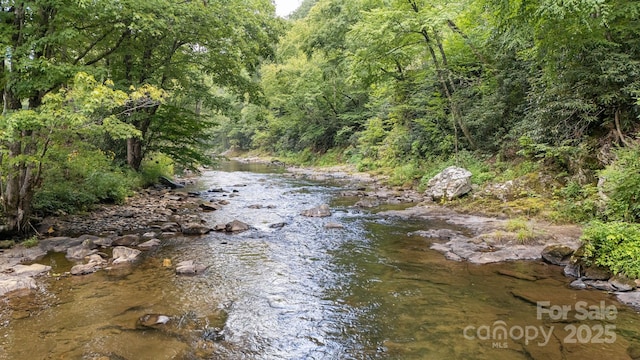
[96,0,280,170]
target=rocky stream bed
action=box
[1,159,640,359]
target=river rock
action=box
[141,232,158,239]
[583,266,612,281]
[225,220,250,232]
[301,204,331,217]
[11,264,51,277]
[199,202,221,212]
[424,166,472,201]
[66,241,98,261]
[563,263,581,278]
[39,237,84,252]
[175,260,208,275]
[161,222,181,232]
[583,279,616,291]
[269,222,287,229]
[112,246,142,264]
[159,176,184,189]
[569,279,588,290]
[70,255,107,275]
[324,222,345,229]
[181,222,212,235]
[355,198,380,208]
[70,262,98,275]
[0,276,37,296]
[138,238,161,250]
[113,234,140,246]
[137,313,171,328]
[610,275,636,292]
[541,244,574,266]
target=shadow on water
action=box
[1,160,640,359]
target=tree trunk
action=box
[127,137,144,171]
[126,106,158,171]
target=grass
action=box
[505,218,537,244]
[21,236,39,248]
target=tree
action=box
[0,0,281,233]
[93,0,281,170]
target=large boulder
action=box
[424,166,472,201]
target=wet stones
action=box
[181,222,212,235]
[214,219,251,233]
[301,204,331,217]
[138,238,161,250]
[70,254,107,275]
[199,202,221,212]
[112,234,140,247]
[112,246,142,264]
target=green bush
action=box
[34,148,138,215]
[553,181,599,223]
[582,221,640,278]
[140,153,175,187]
[599,146,640,222]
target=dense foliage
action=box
[582,221,640,278]
[0,0,281,233]
[214,0,640,276]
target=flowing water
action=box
[1,161,640,359]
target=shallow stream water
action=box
[1,161,640,359]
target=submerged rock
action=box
[113,234,140,247]
[324,222,345,229]
[70,254,107,275]
[137,313,171,328]
[138,238,161,250]
[199,202,221,212]
[175,260,207,275]
[112,246,142,264]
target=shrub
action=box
[140,153,175,187]
[581,221,640,278]
[599,146,640,222]
[34,148,138,215]
[21,236,39,248]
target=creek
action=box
[1,161,639,359]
